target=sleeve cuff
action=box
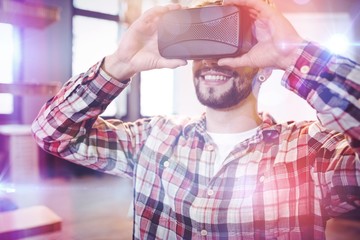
[81,58,131,89]
[281,41,332,100]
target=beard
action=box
[194,69,254,110]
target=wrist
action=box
[101,54,136,82]
[277,39,306,70]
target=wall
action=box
[21,0,72,124]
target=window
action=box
[140,69,174,116]
[72,16,119,74]
[0,23,21,122]
[72,0,178,119]
[0,24,14,114]
[72,0,127,118]
[73,0,121,15]
[139,1,177,117]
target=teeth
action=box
[203,75,228,81]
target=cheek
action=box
[236,67,258,85]
[192,60,201,73]
[237,67,258,76]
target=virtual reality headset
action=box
[158,5,255,60]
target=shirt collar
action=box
[182,112,280,143]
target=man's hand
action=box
[102,4,187,81]
[218,0,305,70]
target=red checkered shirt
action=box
[32,42,360,239]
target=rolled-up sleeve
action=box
[31,60,145,179]
[282,42,360,219]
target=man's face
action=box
[192,59,258,110]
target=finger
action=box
[130,5,178,36]
[248,8,260,19]
[223,0,273,18]
[224,0,268,9]
[218,55,252,68]
[254,19,272,42]
[141,4,182,23]
[165,3,183,11]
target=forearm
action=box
[101,53,138,81]
[31,60,129,156]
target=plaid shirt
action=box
[32,42,360,239]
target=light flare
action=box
[325,34,351,55]
[0,183,16,195]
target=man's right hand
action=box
[219,0,305,71]
[102,4,188,81]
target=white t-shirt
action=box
[207,127,258,175]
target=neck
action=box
[205,94,261,133]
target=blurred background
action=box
[0,0,359,239]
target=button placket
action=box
[206,144,215,152]
[163,160,170,168]
[207,189,214,197]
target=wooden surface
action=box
[6,175,133,240]
[0,205,61,239]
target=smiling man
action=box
[32,0,360,239]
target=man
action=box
[32,0,360,239]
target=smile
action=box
[202,75,229,81]
[197,68,236,83]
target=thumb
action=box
[218,54,253,68]
[157,58,188,69]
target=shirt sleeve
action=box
[31,60,145,179]
[282,41,360,152]
[282,42,360,219]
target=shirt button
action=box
[259,175,265,183]
[163,161,170,168]
[207,189,214,196]
[206,145,215,151]
[200,229,208,236]
[300,65,310,74]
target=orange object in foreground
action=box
[0,205,61,239]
